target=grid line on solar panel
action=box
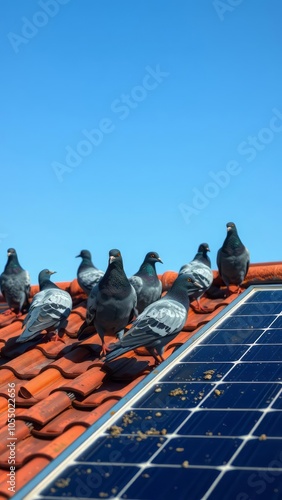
[19,287,282,500]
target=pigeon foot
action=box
[48,331,65,343]
[3,309,16,316]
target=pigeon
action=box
[217,222,250,294]
[16,269,72,343]
[179,243,213,310]
[78,249,137,355]
[129,251,163,314]
[0,248,30,315]
[76,249,104,295]
[104,273,202,365]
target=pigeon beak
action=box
[48,270,57,275]
[109,256,116,263]
[157,258,163,264]
[75,254,80,258]
[207,247,210,252]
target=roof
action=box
[0,262,282,499]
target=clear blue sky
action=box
[1,0,281,285]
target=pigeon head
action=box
[168,273,202,307]
[198,243,210,254]
[175,273,202,291]
[144,252,163,265]
[4,248,23,270]
[6,248,20,265]
[76,250,92,260]
[226,222,237,233]
[7,248,17,257]
[38,269,56,282]
[109,249,122,264]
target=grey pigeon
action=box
[16,269,72,343]
[105,273,201,365]
[217,222,250,294]
[76,249,104,295]
[78,249,137,355]
[129,251,163,314]
[0,248,30,315]
[179,243,213,310]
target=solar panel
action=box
[17,286,282,500]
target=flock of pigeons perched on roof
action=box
[0,222,250,365]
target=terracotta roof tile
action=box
[0,458,51,498]
[1,351,51,378]
[73,375,146,409]
[17,370,71,401]
[52,365,106,397]
[0,321,23,343]
[0,263,281,498]
[16,392,74,426]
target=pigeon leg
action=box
[100,341,111,357]
[192,298,211,313]
[97,328,110,357]
[152,354,163,366]
[48,330,65,343]
[149,348,164,366]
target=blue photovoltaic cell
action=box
[258,329,282,344]
[160,361,233,381]
[79,435,169,464]
[271,315,282,328]
[244,289,282,302]
[272,393,282,409]
[254,411,282,437]
[208,469,282,500]
[107,408,192,435]
[234,302,282,315]
[22,287,282,500]
[242,344,282,360]
[232,439,282,467]
[179,409,261,436]
[203,328,264,344]
[132,381,212,409]
[124,467,220,500]
[223,362,282,382]
[152,436,242,466]
[216,314,276,329]
[181,344,249,362]
[199,382,281,409]
[40,464,139,498]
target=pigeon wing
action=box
[120,299,187,350]
[78,268,104,293]
[85,283,99,324]
[128,275,143,295]
[18,289,72,342]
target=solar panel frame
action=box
[14,284,282,500]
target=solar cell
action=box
[16,286,282,500]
